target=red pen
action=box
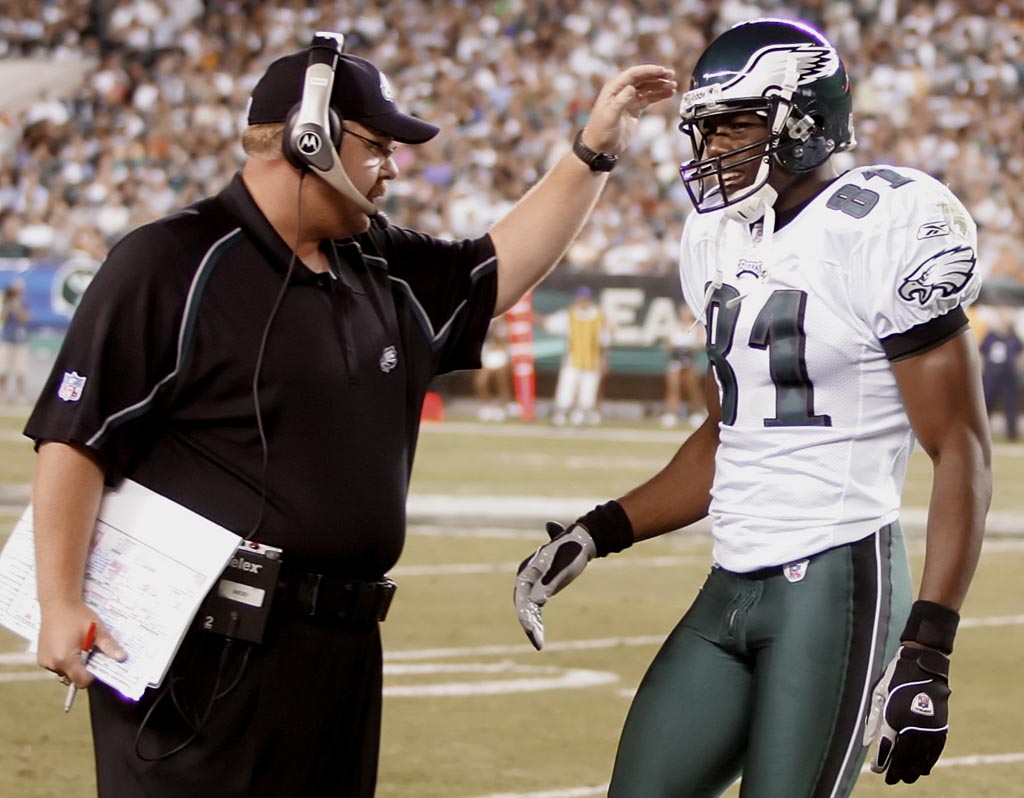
[64,621,97,713]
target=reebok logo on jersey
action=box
[380,345,398,373]
[783,559,809,583]
[57,371,87,402]
[911,692,935,716]
[897,246,975,306]
[917,221,950,240]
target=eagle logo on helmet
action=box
[898,246,976,306]
[721,42,840,96]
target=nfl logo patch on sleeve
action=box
[58,371,87,402]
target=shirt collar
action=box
[219,172,361,291]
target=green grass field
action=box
[1,407,1022,797]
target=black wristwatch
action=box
[572,130,618,173]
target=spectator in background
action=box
[550,286,606,426]
[660,302,705,428]
[0,1,1021,286]
[0,212,31,258]
[0,277,31,403]
[980,307,1023,441]
[475,315,516,422]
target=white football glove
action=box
[513,522,596,650]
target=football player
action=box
[514,18,991,798]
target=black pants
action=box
[90,613,383,797]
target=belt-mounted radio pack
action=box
[195,541,283,644]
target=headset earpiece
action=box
[283,104,341,171]
[280,31,377,216]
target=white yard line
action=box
[406,495,1024,535]
[466,753,1024,798]
[421,422,1024,457]
[392,554,710,577]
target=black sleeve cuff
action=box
[901,599,960,655]
[881,307,969,362]
[577,500,635,558]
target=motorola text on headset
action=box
[283,31,388,227]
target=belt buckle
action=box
[376,578,397,622]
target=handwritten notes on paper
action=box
[0,479,241,700]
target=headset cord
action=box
[245,172,304,541]
[133,615,251,761]
[131,178,306,759]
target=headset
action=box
[282,31,378,216]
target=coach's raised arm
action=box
[489,64,675,315]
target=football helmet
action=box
[679,18,856,222]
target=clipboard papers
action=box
[0,479,241,700]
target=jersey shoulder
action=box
[834,164,976,242]
[107,197,240,279]
[838,166,980,329]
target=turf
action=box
[1,412,1022,797]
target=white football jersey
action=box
[679,165,980,572]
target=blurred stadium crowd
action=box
[0,0,1021,284]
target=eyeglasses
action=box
[342,127,399,164]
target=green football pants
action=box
[609,524,911,798]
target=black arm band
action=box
[901,600,960,655]
[577,500,635,558]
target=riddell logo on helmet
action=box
[680,84,722,112]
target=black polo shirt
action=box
[25,174,497,579]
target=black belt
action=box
[277,571,397,624]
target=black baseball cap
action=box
[247,51,439,144]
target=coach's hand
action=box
[581,64,677,156]
[514,522,596,651]
[863,645,951,784]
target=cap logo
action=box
[379,72,396,103]
[297,130,322,156]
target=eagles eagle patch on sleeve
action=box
[897,246,976,307]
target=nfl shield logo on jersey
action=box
[379,346,398,373]
[58,371,87,402]
[783,559,809,583]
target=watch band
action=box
[572,130,618,173]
